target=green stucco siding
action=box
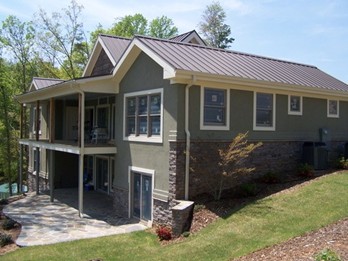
[114,52,182,194]
[190,86,348,142]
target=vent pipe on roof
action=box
[184,76,196,200]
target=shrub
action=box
[0,199,9,205]
[240,183,258,197]
[182,231,190,237]
[2,218,17,230]
[260,171,280,184]
[297,163,314,177]
[156,226,172,241]
[194,204,205,213]
[0,232,12,247]
[314,248,341,261]
[336,157,348,169]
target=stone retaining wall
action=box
[27,171,50,192]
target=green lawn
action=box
[3,171,348,261]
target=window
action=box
[288,95,302,115]
[200,87,230,130]
[33,106,42,135]
[254,92,275,131]
[327,99,339,118]
[124,89,163,142]
[33,148,40,175]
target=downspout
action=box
[184,76,196,200]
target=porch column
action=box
[49,150,54,202]
[19,103,24,193]
[78,153,84,217]
[77,91,85,218]
[35,100,40,195]
[49,98,55,202]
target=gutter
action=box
[184,76,196,200]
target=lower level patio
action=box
[3,189,146,246]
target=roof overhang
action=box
[16,74,115,103]
[170,70,348,100]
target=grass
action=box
[2,171,348,261]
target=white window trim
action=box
[128,166,155,225]
[123,88,163,143]
[253,91,276,131]
[200,86,230,130]
[327,99,339,118]
[288,95,303,115]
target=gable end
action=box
[91,49,114,76]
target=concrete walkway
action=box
[3,191,147,246]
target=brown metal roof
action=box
[32,77,64,90]
[136,36,348,92]
[99,34,131,64]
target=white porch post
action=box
[77,91,85,218]
[79,153,84,217]
[35,100,40,195]
[49,150,54,202]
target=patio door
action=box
[132,172,152,221]
[96,157,109,192]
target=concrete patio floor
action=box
[3,189,147,246]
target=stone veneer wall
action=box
[112,186,129,218]
[152,142,186,226]
[189,140,304,198]
[27,171,50,192]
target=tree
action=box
[199,1,235,49]
[34,0,90,79]
[0,15,35,92]
[149,16,178,39]
[0,57,20,195]
[109,14,148,38]
[191,132,262,200]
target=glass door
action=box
[132,172,152,221]
[96,157,108,192]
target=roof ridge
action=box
[135,34,317,69]
[33,77,64,81]
[99,34,132,41]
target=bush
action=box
[336,157,348,169]
[240,183,258,197]
[0,199,9,205]
[260,171,280,184]
[297,163,314,177]
[314,248,341,261]
[193,204,205,213]
[156,226,172,241]
[0,232,12,247]
[182,231,190,237]
[2,218,17,230]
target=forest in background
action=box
[0,0,233,194]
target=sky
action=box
[0,0,347,83]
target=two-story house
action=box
[17,30,348,228]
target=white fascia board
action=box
[112,39,176,82]
[83,41,102,77]
[99,37,117,65]
[172,71,348,101]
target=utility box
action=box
[302,142,328,170]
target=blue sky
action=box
[1,0,347,83]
